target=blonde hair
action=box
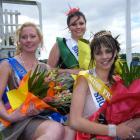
[15,22,43,55]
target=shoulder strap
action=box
[78,70,112,102]
[78,39,91,70]
[57,37,79,68]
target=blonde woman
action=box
[0,22,65,140]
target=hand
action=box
[26,102,44,117]
[126,118,140,130]
[116,122,136,139]
[8,107,27,122]
[66,69,80,75]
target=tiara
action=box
[95,31,112,38]
[66,7,80,16]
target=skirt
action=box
[1,110,62,140]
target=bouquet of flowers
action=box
[105,62,140,124]
[1,66,74,128]
[9,66,74,115]
[43,71,74,115]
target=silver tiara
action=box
[95,31,112,38]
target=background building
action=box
[0,0,42,58]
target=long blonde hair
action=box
[15,22,43,55]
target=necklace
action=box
[19,53,38,71]
[93,68,110,85]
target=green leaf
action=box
[120,62,140,86]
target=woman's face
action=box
[19,26,41,53]
[68,16,86,40]
[94,45,116,71]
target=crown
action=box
[66,7,80,16]
[95,31,112,38]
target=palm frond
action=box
[120,62,140,86]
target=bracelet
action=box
[108,124,117,137]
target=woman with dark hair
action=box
[69,30,140,140]
[47,8,90,74]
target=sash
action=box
[57,37,79,68]
[66,38,78,61]
[78,39,91,70]
[78,70,112,103]
[57,37,91,70]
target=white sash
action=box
[66,38,78,60]
[88,70,105,109]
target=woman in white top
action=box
[69,30,140,140]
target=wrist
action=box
[108,124,117,137]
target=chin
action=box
[102,65,112,70]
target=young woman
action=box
[47,8,90,74]
[0,22,65,140]
[69,30,140,140]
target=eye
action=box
[79,22,84,25]
[71,23,76,26]
[30,35,36,38]
[94,50,102,55]
[21,35,27,39]
[106,48,112,53]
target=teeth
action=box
[102,61,108,64]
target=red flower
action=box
[66,8,80,15]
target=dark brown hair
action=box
[89,30,120,81]
[67,11,86,27]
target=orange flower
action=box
[47,88,57,97]
[48,81,55,88]
[46,81,57,97]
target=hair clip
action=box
[95,31,112,38]
[66,7,80,16]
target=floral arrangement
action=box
[0,66,74,128]
[43,71,74,115]
[24,67,74,115]
[105,62,140,124]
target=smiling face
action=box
[94,44,117,71]
[68,15,86,40]
[19,26,41,53]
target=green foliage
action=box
[28,65,48,99]
[120,62,140,86]
[0,132,2,140]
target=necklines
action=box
[19,53,38,71]
[93,68,110,85]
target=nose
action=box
[102,52,108,59]
[26,36,32,41]
[76,24,81,28]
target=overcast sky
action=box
[3,0,140,59]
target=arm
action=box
[69,76,108,135]
[0,61,12,121]
[0,61,25,122]
[0,61,40,123]
[47,43,60,68]
[69,76,136,139]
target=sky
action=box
[3,0,140,60]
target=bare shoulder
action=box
[76,76,88,85]
[0,60,11,74]
[74,76,88,93]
